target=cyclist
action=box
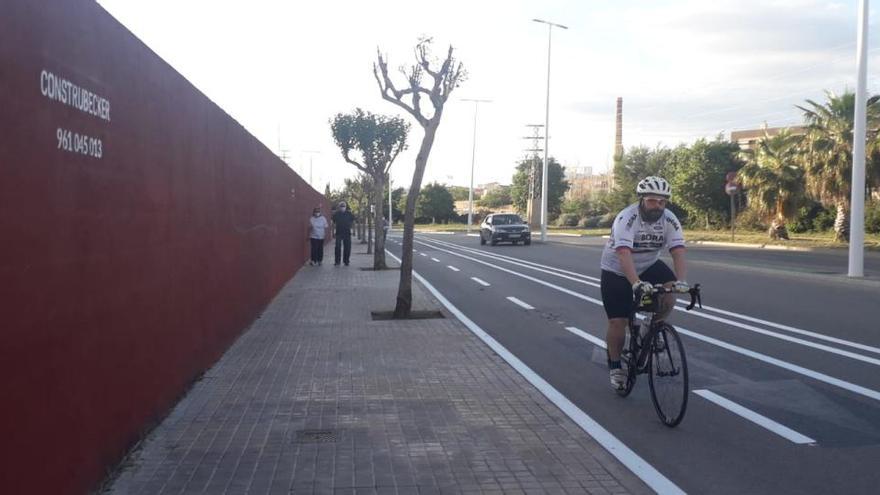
[599,176,689,390]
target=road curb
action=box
[690,240,813,252]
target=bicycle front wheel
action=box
[648,323,688,427]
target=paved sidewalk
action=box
[105,246,648,494]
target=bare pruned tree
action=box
[374,38,466,317]
[331,109,409,269]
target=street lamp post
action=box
[850,0,869,278]
[533,18,568,243]
[302,150,320,188]
[461,98,492,234]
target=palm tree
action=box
[738,128,807,239]
[797,91,880,241]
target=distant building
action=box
[478,182,503,193]
[565,171,612,201]
[730,126,806,151]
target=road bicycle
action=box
[617,283,702,427]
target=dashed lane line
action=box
[694,390,817,445]
[507,296,535,310]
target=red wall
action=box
[0,2,326,493]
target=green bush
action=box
[786,202,829,233]
[734,207,767,231]
[580,216,601,228]
[557,213,580,227]
[866,201,880,234]
[597,212,616,229]
[812,208,835,232]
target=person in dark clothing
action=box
[331,201,355,266]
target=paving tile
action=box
[102,246,646,495]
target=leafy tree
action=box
[668,137,744,228]
[607,145,674,213]
[447,185,471,201]
[385,186,405,223]
[510,156,568,216]
[331,108,409,269]
[375,38,465,317]
[737,128,807,239]
[416,182,456,222]
[798,90,880,241]
[338,175,371,241]
[560,196,593,217]
[477,185,512,208]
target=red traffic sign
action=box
[725,183,739,195]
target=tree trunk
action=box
[394,125,439,318]
[834,201,849,242]
[373,175,387,269]
[367,207,373,254]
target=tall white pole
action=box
[533,19,567,243]
[388,174,393,228]
[468,104,478,234]
[461,98,492,234]
[541,24,552,243]
[850,0,869,278]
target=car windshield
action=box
[493,215,523,225]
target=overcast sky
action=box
[97,0,880,192]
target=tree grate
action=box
[295,429,337,444]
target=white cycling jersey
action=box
[600,203,686,276]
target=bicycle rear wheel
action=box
[648,323,688,427]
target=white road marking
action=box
[674,306,880,366]
[507,296,535,310]
[412,237,880,403]
[447,265,460,272]
[471,277,491,287]
[565,327,607,349]
[419,253,427,257]
[677,326,880,402]
[384,249,685,495]
[418,236,880,368]
[694,390,816,445]
[413,249,418,252]
[431,257,440,262]
[676,300,880,356]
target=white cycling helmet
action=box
[636,176,672,198]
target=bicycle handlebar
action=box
[634,283,702,311]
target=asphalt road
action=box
[385,232,880,495]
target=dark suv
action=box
[480,213,531,246]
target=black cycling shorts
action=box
[600,260,676,319]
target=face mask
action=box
[313,212,320,216]
[339,207,346,212]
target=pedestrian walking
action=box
[331,201,355,266]
[308,207,328,266]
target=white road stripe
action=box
[419,236,880,368]
[471,277,491,287]
[675,307,880,367]
[447,265,460,272]
[694,390,816,445]
[507,296,535,310]
[678,325,880,402]
[565,327,607,349]
[412,238,880,403]
[384,249,685,495]
[677,301,880,356]
[419,253,427,257]
[431,257,440,262]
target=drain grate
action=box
[295,429,337,444]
